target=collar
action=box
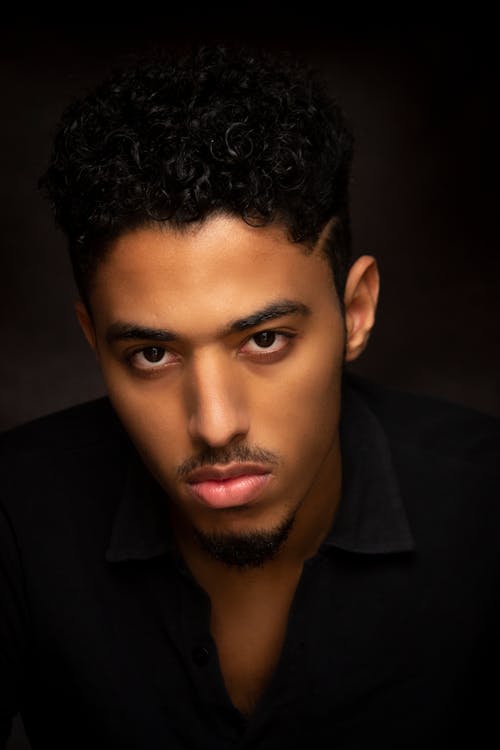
[105,375,415,564]
[322,377,415,554]
[105,450,174,563]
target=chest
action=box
[211,602,291,717]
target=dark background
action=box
[1,14,499,748]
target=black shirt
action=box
[1,373,499,749]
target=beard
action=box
[176,442,293,568]
[192,509,296,569]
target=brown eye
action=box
[128,346,174,372]
[142,346,165,362]
[240,330,295,360]
[253,331,276,348]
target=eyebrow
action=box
[105,299,311,345]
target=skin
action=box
[77,213,378,560]
[77,212,379,714]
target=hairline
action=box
[76,210,347,316]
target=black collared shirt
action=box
[1,373,499,749]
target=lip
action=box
[185,462,271,483]
[185,463,272,509]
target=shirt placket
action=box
[176,562,249,743]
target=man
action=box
[1,43,499,749]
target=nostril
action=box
[187,403,249,448]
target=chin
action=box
[191,508,296,569]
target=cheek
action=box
[98,321,344,475]
[249,335,343,453]
[100,363,188,466]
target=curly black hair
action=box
[39,43,354,306]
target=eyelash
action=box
[125,330,297,375]
[240,330,296,360]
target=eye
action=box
[128,346,175,371]
[240,330,295,358]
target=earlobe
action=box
[343,255,380,362]
[75,300,98,354]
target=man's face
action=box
[82,215,352,565]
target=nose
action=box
[186,351,250,448]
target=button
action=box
[192,645,211,666]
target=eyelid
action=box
[125,344,177,373]
[123,328,297,374]
[239,329,297,356]
[242,328,296,343]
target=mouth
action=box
[185,463,273,509]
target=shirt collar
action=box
[323,377,415,554]
[105,375,415,564]
[105,450,174,563]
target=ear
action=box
[343,255,380,362]
[75,300,98,355]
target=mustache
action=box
[176,444,280,480]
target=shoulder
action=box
[0,398,129,519]
[0,399,136,560]
[344,371,500,471]
[344,373,500,556]
[0,397,124,460]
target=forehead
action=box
[89,215,337,329]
